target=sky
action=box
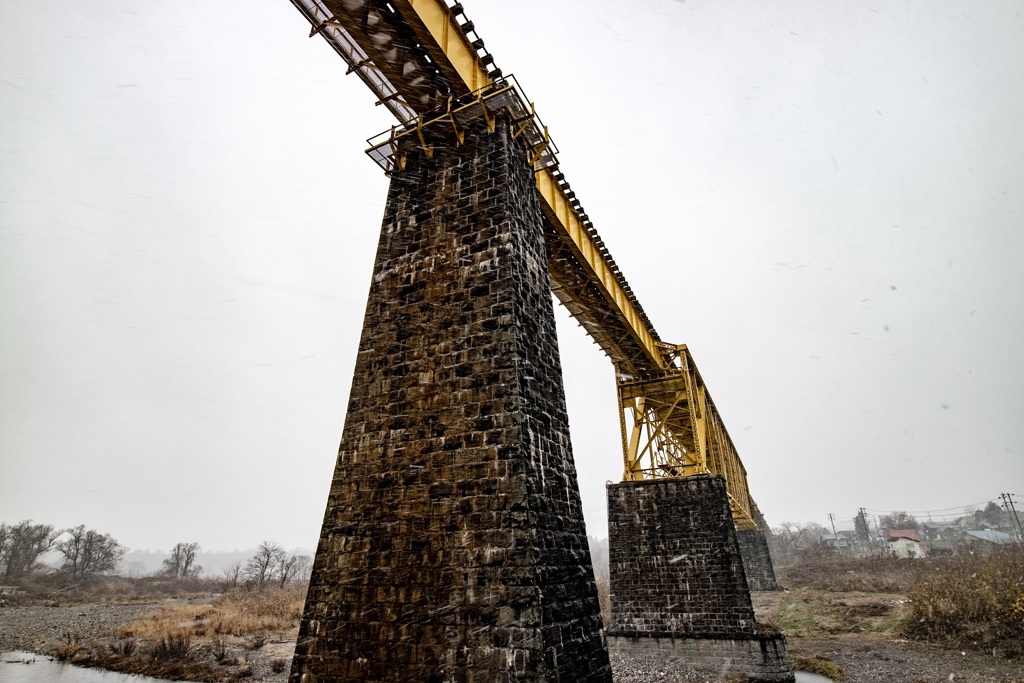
[2,0,1022,555]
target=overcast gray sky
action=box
[2,0,1022,554]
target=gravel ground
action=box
[788,638,1024,683]
[2,602,1022,682]
[0,602,159,653]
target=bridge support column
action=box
[606,476,793,682]
[290,117,611,682]
[737,503,780,591]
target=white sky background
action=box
[2,0,1022,554]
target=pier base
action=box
[607,476,793,682]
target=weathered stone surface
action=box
[736,504,779,591]
[606,475,792,681]
[290,117,611,682]
[607,476,756,638]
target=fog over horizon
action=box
[2,0,1022,554]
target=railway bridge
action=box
[284,1,792,681]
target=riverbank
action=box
[3,596,1023,682]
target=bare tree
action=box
[275,553,313,588]
[219,560,243,592]
[880,511,919,531]
[768,521,830,565]
[162,542,202,579]
[56,525,126,579]
[275,554,298,589]
[292,554,313,584]
[0,520,60,578]
[244,541,285,590]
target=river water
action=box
[0,652,169,683]
[1,651,832,682]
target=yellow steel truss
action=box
[618,345,756,530]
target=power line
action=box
[862,499,997,515]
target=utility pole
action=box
[855,507,871,550]
[828,513,840,554]
[1001,493,1023,539]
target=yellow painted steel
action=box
[394,0,492,94]
[618,346,756,530]
[534,169,666,372]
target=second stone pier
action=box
[607,475,793,682]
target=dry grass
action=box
[900,545,1024,656]
[778,554,935,593]
[764,547,1024,659]
[118,586,306,641]
[86,586,308,680]
[752,588,907,639]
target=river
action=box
[0,652,169,683]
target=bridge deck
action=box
[286,0,761,527]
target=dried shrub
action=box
[109,637,136,657]
[900,544,1024,655]
[211,635,229,662]
[53,632,81,661]
[149,632,191,661]
[270,657,287,673]
[208,586,306,636]
[243,633,266,650]
[793,655,844,679]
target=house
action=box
[919,520,960,543]
[918,520,965,555]
[884,529,927,558]
[962,529,1017,553]
[820,530,860,553]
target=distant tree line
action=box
[1,520,312,591]
[0,521,125,580]
[766,521,831,565]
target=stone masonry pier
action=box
[290,117,612,682]
[736,503,779,591]
[607,476,793,682]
